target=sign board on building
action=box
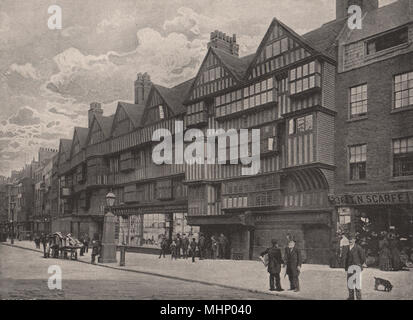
[328,192,410,206]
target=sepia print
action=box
[0,0,412,304]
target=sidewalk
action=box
[3,241,412,300]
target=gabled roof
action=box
[59,139,72,154]
[117,101,145,128]
[211,47,252,81]
[302,17,348,59]
[94,114,114,138]
[342,0,412,44]
[245,17,342,77]
[153,78,194,115]
[73,127,89,148]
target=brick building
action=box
[330,0,413,256]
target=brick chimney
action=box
[134,72,152,105]
[336,0,378,19]
[88,102,103,128]
[207,30,239,57]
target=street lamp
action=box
[10,202,15,245]
[100,191,117,263]
[106,192,116,208]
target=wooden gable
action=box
[87,117,104,146]
[246,20,314,80]
[70,130,81,157]
[142,88,171,126]
[111,104,134,138]
[188,49,238,101]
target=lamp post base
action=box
[100,243,117,263]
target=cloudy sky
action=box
[0,0,397,176]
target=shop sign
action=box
[329,192,410,206]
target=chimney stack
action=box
[88,102,103,128]
[336,0,378,20]
[134,72,152,105]
[207,30,239,57]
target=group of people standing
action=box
[159,233,229,263]
[260,239,302,292]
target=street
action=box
[0,244,284,300]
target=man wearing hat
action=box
[342,234,365,300]
[261,239,284,291]
[284,239,302,292]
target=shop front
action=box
[329,191,413,268]
[113,203,198,254]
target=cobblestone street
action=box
[0,244,285,300]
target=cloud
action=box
[9,106,41,126]
[9,63,39,79]
[96,10,135,34]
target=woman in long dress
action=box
[378,232,391,271]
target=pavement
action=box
[2,240,413,300]
[0,243,284,300]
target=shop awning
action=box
[187,213,254,227]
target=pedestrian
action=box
[284,239,302,292]
[159,237,168,259]
[198,233,205,260]
[378,231,391,271]
[79,234,85,256]
[182,234,189,259]
[34,233,40,249]
[84,234,90,253]
[211,236,218,259]
[219,233,228,259]
[45,235,52,258]
[342,235,366,300]
[388,232,401,271]
[170,240,177,260]
[40,233,48,258]
[176,234,182,259]
[91,236,101,265]
[261,239,284,292]
[190,238,198,263]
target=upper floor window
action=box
[289,61,321,95]
[393,137,413,177]
[288,115,313,135]
[350,84,367,118]
[349,144,367,181]
[366,27,408,55]
[394,71,413,109]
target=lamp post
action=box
[100,192,117,263]
[10,202,15,245]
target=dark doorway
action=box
[303,224,331,265]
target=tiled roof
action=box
[118,102,145,128]
[74,127,89,147]
[343,0,412,44]
[94,114,114,138]
[302,17,348,59]
[154,78,194,115]
[212,48,253,81]
[60,139,72,154]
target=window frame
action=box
[392,136,413,177]
[348,144,367,181]
[393,70,413,110]
[349,83,368,119]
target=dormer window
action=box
[366,27,408,55]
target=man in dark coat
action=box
[284,240,302,292]
[342,235,366,300]
[182,234,189,259]
[198,233,206,260]
[261,239,284,291]
[159,236,168,259]
[190,238,198,263]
